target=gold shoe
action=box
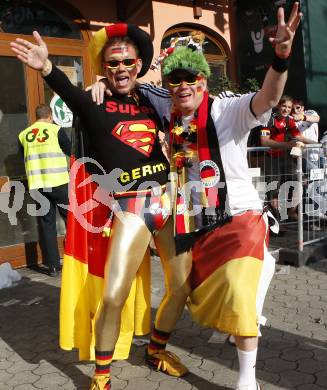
[89,374,111,390]
[145,349,188,377]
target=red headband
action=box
[105,23,128,39]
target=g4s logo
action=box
[26,128,49,143]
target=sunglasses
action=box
[293,105,302,110]
[168,74,201,87]
[104,58,138,70]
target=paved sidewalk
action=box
[0,258,326,390]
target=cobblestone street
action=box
[0,258,326,390]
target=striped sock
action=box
[148,327,171,355]
[95,349,113,376]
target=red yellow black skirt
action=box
[188,210,268,337]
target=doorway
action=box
[0,1,92,267]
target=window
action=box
[0,0,81,38]
[0,0,91,253]
[0,57,28,179]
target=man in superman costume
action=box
[11,24,190,389]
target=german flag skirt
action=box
[59,159,151,361]
[188,211,268,337]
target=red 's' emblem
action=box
[112,119,157,156]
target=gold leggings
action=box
[95,212,192,351]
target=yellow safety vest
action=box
[19,121,69,190]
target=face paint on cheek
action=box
[196,85,203,94]
[129,65,138,77]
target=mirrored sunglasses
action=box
[104,58,138,70]
[168,74,201,87]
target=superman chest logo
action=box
[111,119,157,156]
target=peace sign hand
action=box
[269,2,302,59]
[10,31,48,70]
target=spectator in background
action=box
[292,100,324,224]
[260,95,314,221]
[18,104,70,276]
[292,98,320,170]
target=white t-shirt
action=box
[296,109,319,138]
[296,109,319,162]
[140,85,271,214]
[211,91,271,214]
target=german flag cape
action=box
[59,120,151,361]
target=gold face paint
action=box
[95,212,192,349]
[104,58,138,71]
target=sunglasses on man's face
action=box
[104,58,138,70]
[294,105,302,110]
[168,74,202,87]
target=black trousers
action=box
[32,183,68,268]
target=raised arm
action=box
[10,31,90,115]
[293,111,320,123]
[303,112,320,123]
[260,133,297,150]
[88,79,172,128]
[296,134,317,144]
[252,2,302,117]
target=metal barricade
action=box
[247,145,327,256]
[300,143,327,247]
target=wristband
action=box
[271,52,289,73]
[275,46,291,60]
[41,59,52,77]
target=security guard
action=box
[19,104,71,276]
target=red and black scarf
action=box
[170,91,232,254]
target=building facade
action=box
[235,0,327,128]
[0,0,325,267]
[0,0,237,267]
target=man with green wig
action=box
[90,3,301,389]
[152,5,301,390]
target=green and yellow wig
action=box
[162,46,211,78]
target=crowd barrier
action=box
[247,144,327,265]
